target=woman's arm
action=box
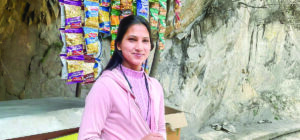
[78,80,112,140]
[157,83,167,139]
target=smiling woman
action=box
[78,15,166,140]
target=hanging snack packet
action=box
[158,14,166,33]
[84,1,99,28]
[111,0,121,12]
[60,53,68,79]
[83,27,101,56]
[64,0,82,29]
[137,0,149,19]
[100,0,111,7]
[59,28,67,53]
[99,6,111,34]
[83,62,95,84]
[67,60,84,84]
[120,0,133,19]
[65,28,84,59]
[111,15,120,25]
[132,0,137,15]
[59,0,65,28]
[149,2,159,39]
[159,0,167,15]
[149,0,158,2]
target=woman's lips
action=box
[133,53,143,58]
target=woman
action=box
[78,15,166,140]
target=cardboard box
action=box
[165,106,188,140]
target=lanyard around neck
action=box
[119,65,150,122]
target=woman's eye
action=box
[143,40,150,42]
[129,38,136,41]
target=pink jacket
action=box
[78,68,166,140]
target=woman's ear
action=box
[116,42,121,51]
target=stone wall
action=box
[154,0,300,138]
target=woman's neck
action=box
[121,62,142,71]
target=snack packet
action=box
[99,6,111,34]
[65,28,84,59]
[137,0,149,19]
[64,0,82,29]
[66,60,84,84]
[84,1,99,28]
[94,58,102,79]
[100,0,111,7]
[83,27,101,56]
[120,0,133,19]
[83,62,95,84]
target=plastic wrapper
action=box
[64,0,82,29]
[83,27,101,56]
[60,53,68,79]
[99,6,111,34]
[65,28,84,59]
[111,0,121,11]
[65,28,84,46]
[149,2,159,39]
[59,28,67,53]
[137,0,149,19]
[120,0,133,19]
[120,10,132,19]
[121,0,132,11]
[83,62,95,84]
[159,0,167,16]
[111,15,120,25]
[100,0,111,7]
[67,60,84,84]
[149,0,158,2]
[59,0,65,28]
[84,1,99,28]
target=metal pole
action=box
[75,83,81,98]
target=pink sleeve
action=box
[157,82,167,139]
[78,79,112,140]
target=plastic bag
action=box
[84,1,99,28]
[99,6,111,34]
[65,28,84,59]
[66,60,84,84]
[59,0,65,28]
[64,0,82,29]
[137,0,149,19]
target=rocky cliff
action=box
[1,0,300,139]
[155,0,300,139]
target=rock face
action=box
[154,0,300,138]
[1,0,300,139]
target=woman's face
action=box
[117,24,151,71]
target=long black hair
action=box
[104,15,154,71]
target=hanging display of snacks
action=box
[99,6,111,34]
[83,27,101,57]
[174,0,181,29]
[137,0,149,20]
[84,1,99,29]
[64,0,82,29]
[120,0,133,19]
[158,0,166,50]
[83,60,96,84]
[149,2,159,40]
